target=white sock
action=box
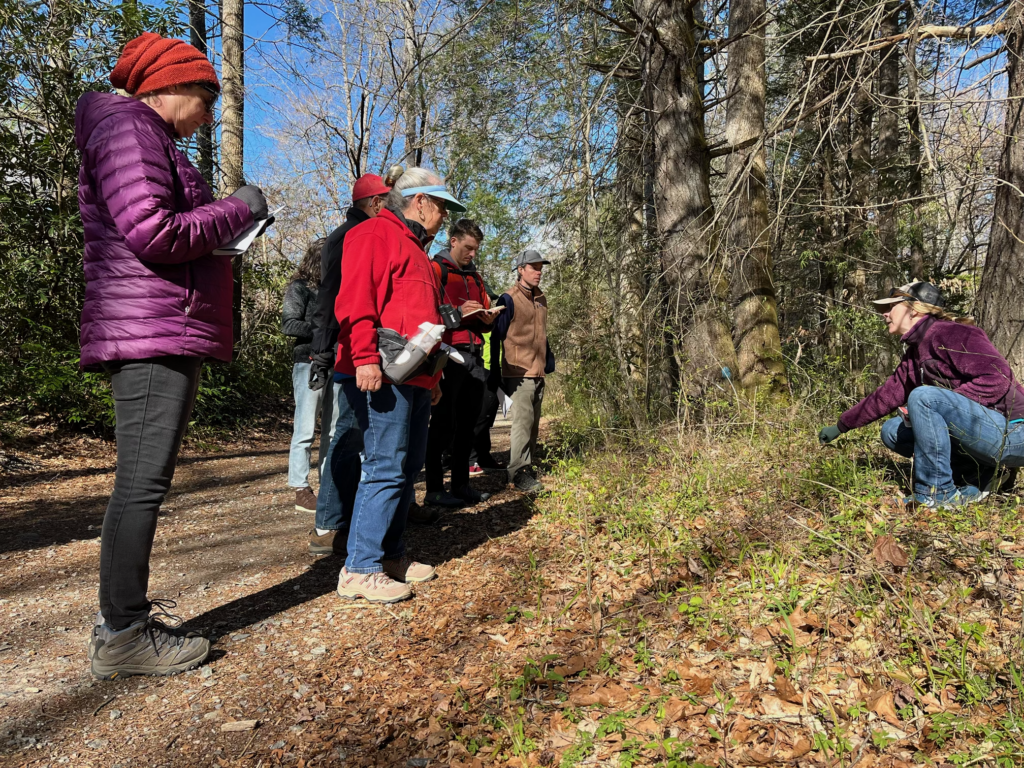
[316,528,330,536]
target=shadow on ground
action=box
[181,492,536,638]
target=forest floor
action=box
[2,416,1024,767]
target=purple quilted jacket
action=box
[74,92,253,370]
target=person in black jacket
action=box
[307,173,391,556]
[283,240,326,512]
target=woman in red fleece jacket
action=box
[818,282,1024,508]
[333,166,467,603]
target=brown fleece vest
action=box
[502,283,548,378]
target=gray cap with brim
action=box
[514,249,550,268]
[871,281,944,308]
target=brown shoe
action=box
[295,488,317,513]
[309,529,345,556]
[336,568,412,603]
[383,555,436,583]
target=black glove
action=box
[308,351,334,392]
[486,369,502,393]
[818,425,841,445]
[230,185,268,221]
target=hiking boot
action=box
[336,568,412,603]
[423,490,466,508]
[407,503,441,526]
[294,487,317,513]
[902,486,989,509]
[309,529,346,556]
[512,470,544,494]
[89,601,209,680]
[468,462,485,477]
[383,555,437,583]
[452,484,492,505]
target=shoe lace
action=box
[366,571,398,589]
[144,598,188,653]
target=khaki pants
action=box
[505,377,544,482]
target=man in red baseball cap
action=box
[305,174,392,555]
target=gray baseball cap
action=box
[871,281,944,308]
[514,249,550,268]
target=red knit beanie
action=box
[110,32,219,96]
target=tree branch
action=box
[805,21,1009,62]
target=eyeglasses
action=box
[197,84,219,114]
[426,195,448,214]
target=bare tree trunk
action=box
[639,0,738,399]
[876,2,899,280]
[189,0,214,188]
[723,0,786,395]
[977,4,1024,374]
[402,0,422,164]
[221,0,245,351]
[905,8,927,280]
[845,54,873,376]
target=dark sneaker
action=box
[423,491,466,508]
[89,602,209,680]
[513,470,545,494]
[309,529,345,556]
[452,484,492,504]
[468,462,485,477]
[407,503,441,525]
[478,455,506,473]
[294,488,317,513]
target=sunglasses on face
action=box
[197,84,219,114]
[426,195,448,213]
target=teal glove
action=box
[818,425,841,445]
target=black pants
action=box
[425,350,486,492]
[470,386,499,463]
[99,356,202,629]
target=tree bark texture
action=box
[189,0,214,188]
[723,0,785,395]
[875,2,899,282]
[639,0,738,399]
[221,0,245,351]
[905,6,927,280]
[977,4,1024,375]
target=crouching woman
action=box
[77,32,268,678]
[818,282,1024,507]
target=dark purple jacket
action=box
[74,92,253,370]
[839,316,1024,431]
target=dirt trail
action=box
[0,423,569,767]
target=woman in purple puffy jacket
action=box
[76,32,268,679]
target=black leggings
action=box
[425,352,486,492]
[99,356,201,629]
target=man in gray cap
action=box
[490,250,555,493]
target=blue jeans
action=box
[344,380,432,574]
[288,362,324,488]
[315,375,362,534]
[880,386,1024,495]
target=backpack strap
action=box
[431,256,449,287]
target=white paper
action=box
[441,344,466,364]
[213,206,283,255]
[498,387,513,418]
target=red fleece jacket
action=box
[334,209,444,390]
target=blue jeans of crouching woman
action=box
[288,361,325,488]
[343,379,432,574]
[881,386,1024,496]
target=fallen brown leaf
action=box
[773,675,802,705]
[873,535,909,567]
[868,690,902,727]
